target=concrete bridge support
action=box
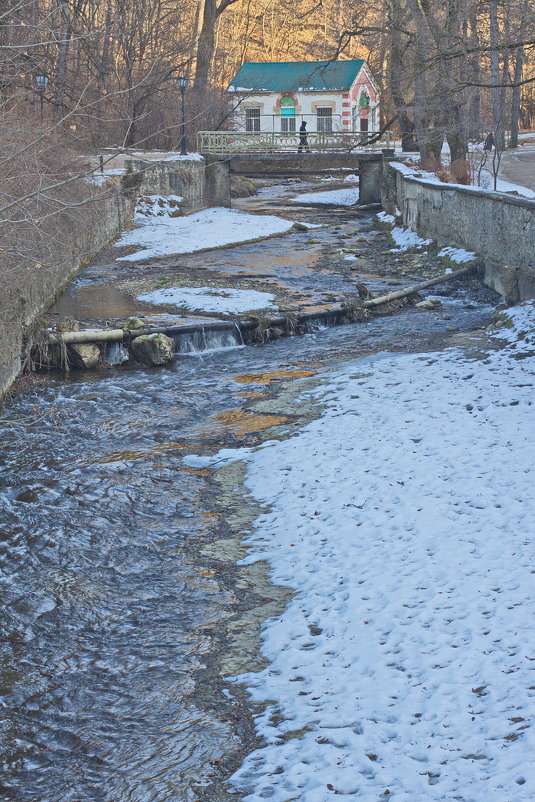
[204,151,391,206]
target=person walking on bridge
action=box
[298,120,310,153]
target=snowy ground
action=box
[188,302,535,801]
[290,188,359,206]
[115,205,295,261]
[479,170,535,199]
[391,158,535,199]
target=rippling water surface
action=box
[0,281,493,800]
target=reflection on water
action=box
[0,281,494,800]
[51,283,144,321]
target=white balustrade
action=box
[197,131,393,154]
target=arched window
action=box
[280,95,296,132]
[359,91,370,133]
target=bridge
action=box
[197,130,394,155]
[198,131,395,205]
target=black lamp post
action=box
[35,73,49,117]
[177,75,188,155]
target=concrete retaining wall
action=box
[128,156,230,212]
[0,188,135,399]
[382,161,535,301]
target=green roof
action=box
[228,60,366,92]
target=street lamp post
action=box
[177,75,188,155]
[35,73,49,117]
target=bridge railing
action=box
[197,130,393,155]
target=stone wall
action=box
[0,188,135,399]
[128,156,230,212]
[382,160,535,300]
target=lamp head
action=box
[36,73,49,90]
[177,76,188,90]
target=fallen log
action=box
[363,264,478,308]
[48,329,124,344]
[47,321,240,344]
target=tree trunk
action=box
[194,0,219,92]
[510,46,524,149]
[468,11,481,139]
[489,0,504,149]
[54,1,71,119]
[388,2,418,152]
[363,265,477,308]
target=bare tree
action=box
[194,0,241,93]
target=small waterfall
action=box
[233,322,245,346]
[105,342,130,365]
[305,319,328,334]
[172,324,244,355]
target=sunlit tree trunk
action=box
[194,0,241,92]
[510,45,524,148]
[489,0,505,149]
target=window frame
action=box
[316,107,333,133]
[245,107,261,132]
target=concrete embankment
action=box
[382,160,535,301]
[0,187,134,399]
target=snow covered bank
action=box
[391,160,535,199]
[389,227,432,252]
[115,206,295,261]
[196,302,535,801]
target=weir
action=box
[173,323,244,354]
[39,265,478,371]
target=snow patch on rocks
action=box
[437,246,477,264]
[290,188,359,206]
[390,226,432,251]
[137,286,276,314]
[116,207,294,261]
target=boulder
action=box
[415,297,442,310]
[230,175,258,198]
[130,333,175,366]
[69,342,101,369]
[124,317,145,331]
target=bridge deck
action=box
[197,130,393,155]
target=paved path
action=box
[498,145,535,192]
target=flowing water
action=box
[0,188,497,801]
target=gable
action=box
[229,60,366,93]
